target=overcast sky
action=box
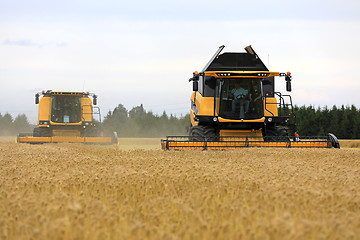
[1,0,359,123]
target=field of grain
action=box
[0,140,359,240]
[339,139,360,149]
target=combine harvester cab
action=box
[161,45,340,150]
[16,90,118,144]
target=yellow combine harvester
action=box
[161,45,340,150]
[16,90,118,144]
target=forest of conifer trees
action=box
[293,105,360,139]
[0,113,32,136]
[102,104,190,137]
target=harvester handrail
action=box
[81,105,102,123]
[264,91,296,119]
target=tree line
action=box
[0,113,32,136]
[1,104,360,139]
[102,104,190,137]
[293,105,360,139]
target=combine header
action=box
[16,90,117,144]
[161,45,340,150]
[161,134,340,150]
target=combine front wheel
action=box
[190,125,216,141]
[33,127,51,137]
[264,126,290,142]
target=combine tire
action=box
[190,125,216,141]
[33,128,41,137]
[265,126,290,142]
[33,127,51,137]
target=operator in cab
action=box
[231,82,249,118]
[249,81,262,113]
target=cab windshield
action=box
[217,78,263,120]
[51,95,81,123]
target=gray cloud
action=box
[3,39,42,47]
[55,42,67,47]
[3,39,67,48]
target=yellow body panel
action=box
[52,130,81,137]
[218,117,265,123]
[190,109,198,127]
[38,97,51,121]
[52,91,84,94]
[191,92,214,116]
[199,97,215,116]
[190,92,197,126]
[81,97,93,122]
[220,129,263,139]
[50,121,82,126]
[264,97,278,117]
[204,71,280,78]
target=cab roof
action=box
[202,45,269,72]
[42,90,91,96]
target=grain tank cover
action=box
[203,45,269,72]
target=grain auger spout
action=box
[161,45,340,150]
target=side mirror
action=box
[93,95,97,105]
[35,94,39,104]
[285,75,292,92]
[286,81,292,92]
[193,81,198,92]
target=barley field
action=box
[0,139,359,240]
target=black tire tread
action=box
[190,125,216,141]
[264,126,290,142]
[33,127,51,137]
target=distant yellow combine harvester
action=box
[161,45,340,150]
[16,91,117,144]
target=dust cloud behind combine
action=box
[1,140,359,239]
